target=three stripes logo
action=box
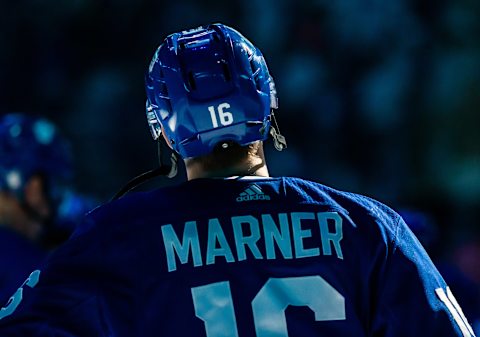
[236,184,271,202]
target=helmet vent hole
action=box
[254,77,262,91]
[159,82,169,97]
[212,32,221,43]
[221,61,231,81]
[249,58,259,75]
[163,98,173,113]
[187,72,197,90]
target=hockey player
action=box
[0,114,73,304]
[0,24,476,336]
[0,113,96,307]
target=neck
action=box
[186,161,269,180]
[185,142,270,180]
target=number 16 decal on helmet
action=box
[208,103,234,128]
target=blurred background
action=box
[0,0,479,323]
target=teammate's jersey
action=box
[0,177,475,336]
[0,228,47,305]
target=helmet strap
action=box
[157,140,178,178]
[110,139,178,201]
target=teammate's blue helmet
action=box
[0,114,73,199]
[145,23,279,159]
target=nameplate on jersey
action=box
[161,211,344,272]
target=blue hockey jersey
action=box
[0,177,475,336]
[0,228,47,306]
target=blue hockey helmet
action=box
[145,23,282,159]
[0,114,73,199]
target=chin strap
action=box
[166,151,178,178]
[157,139,178,179]
[111,140,178,201]
[269,111,287,151]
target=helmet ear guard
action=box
[146,102,162,141]
[269,79,279,110]
[265,78,286,151]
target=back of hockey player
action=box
[0,23,475,337]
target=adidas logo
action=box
[236,184,271,202]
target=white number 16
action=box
[208,103,233,128]
[191,275,346,337]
